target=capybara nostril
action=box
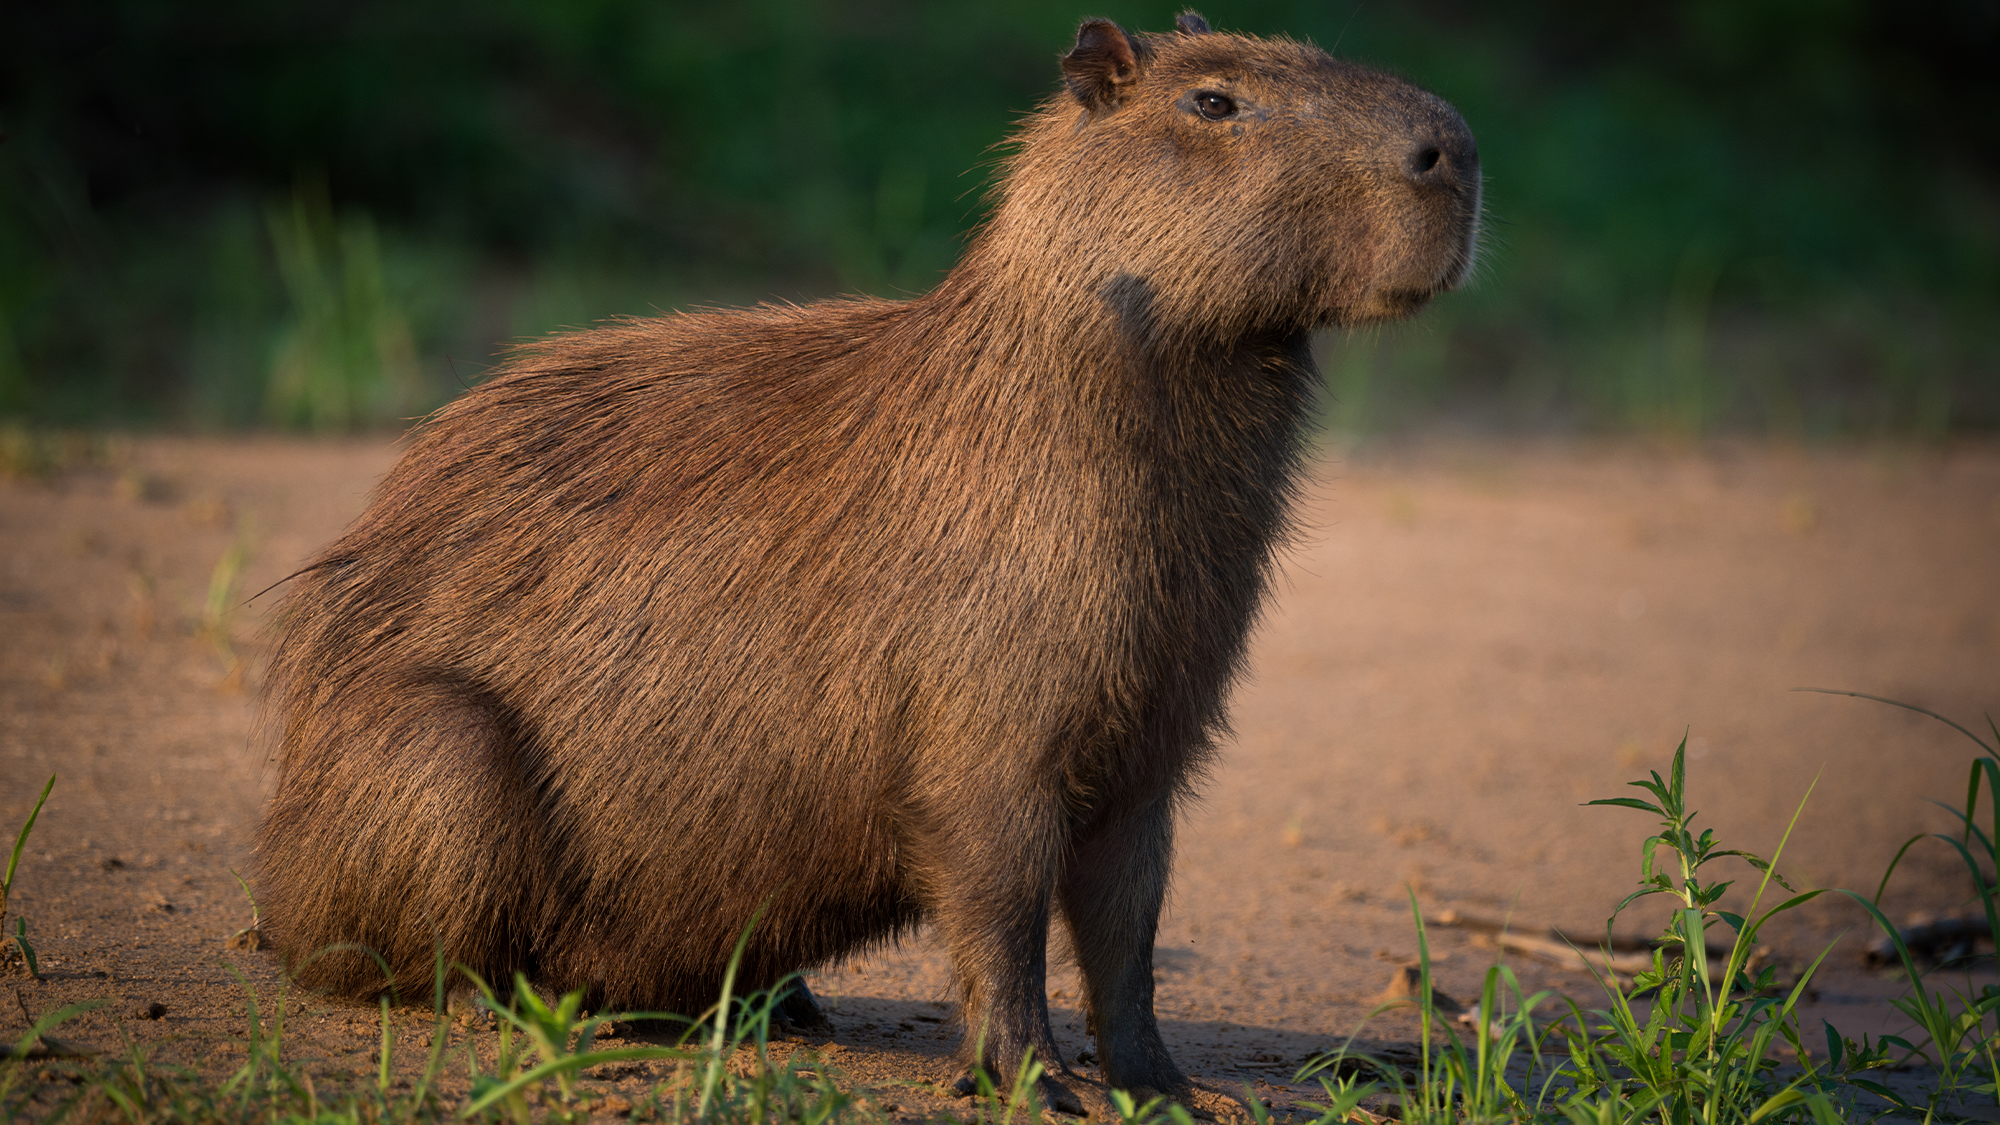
[1405,134,1475,187]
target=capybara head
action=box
[988,11,1481,343]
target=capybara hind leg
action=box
[257,681,553,1000]
[774,979,831,1034]
[1059,798,1187,1099]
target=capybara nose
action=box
[1404,133,1476,189]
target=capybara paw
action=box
[772,980,831,1036]
[950,1072,1086,1116]
[444,984,495,1027]
[1181,1082,1253,1124]
[1039,1075,1086,1116]
[1104,1082,1250,1124]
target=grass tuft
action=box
[1299,720,2000,1124]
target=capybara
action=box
[256,11,1479,1111]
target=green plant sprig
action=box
[1,774,55,980]
[1569,736,1843,1124]
[1798,688,2000,1119]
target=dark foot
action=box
[951,1071,1084,1116]
[1108,1082,1250,1124]
[773,979,831,1035]
[1041,1075,1087,1117]
[1182,1082,1253,1123]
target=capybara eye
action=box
[1193,91,1236,120]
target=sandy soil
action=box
[2,434,1996,1118]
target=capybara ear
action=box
[1062,19,1143,112]
[1175,11,1212,35]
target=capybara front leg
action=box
[1059,797,1187,1100]
[945,905,1079,1110]
[918,813,1082,1114]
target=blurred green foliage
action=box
[1,0,1994,435]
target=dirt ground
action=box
[2,434,1996,1118]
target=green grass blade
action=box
[1967,757,1987,849]
[1746,1084,1810,1122]
[457,1047,691,1117]
[697,900,771,1118]
[1871,834,1927,906]
[1740,890,1826,953]
[377,996,394,1092]
[6,999,103,1060]
[2,773,55,907]
[1792,688,1995,754]
[1716,771,1819,1023]
[1979,756,2000,881]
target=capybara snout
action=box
[256,12,1478,1112]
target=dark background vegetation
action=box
[3,0,1995,436]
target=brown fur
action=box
[255,11,1479,1108]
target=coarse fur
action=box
[256,11,1479,1110]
